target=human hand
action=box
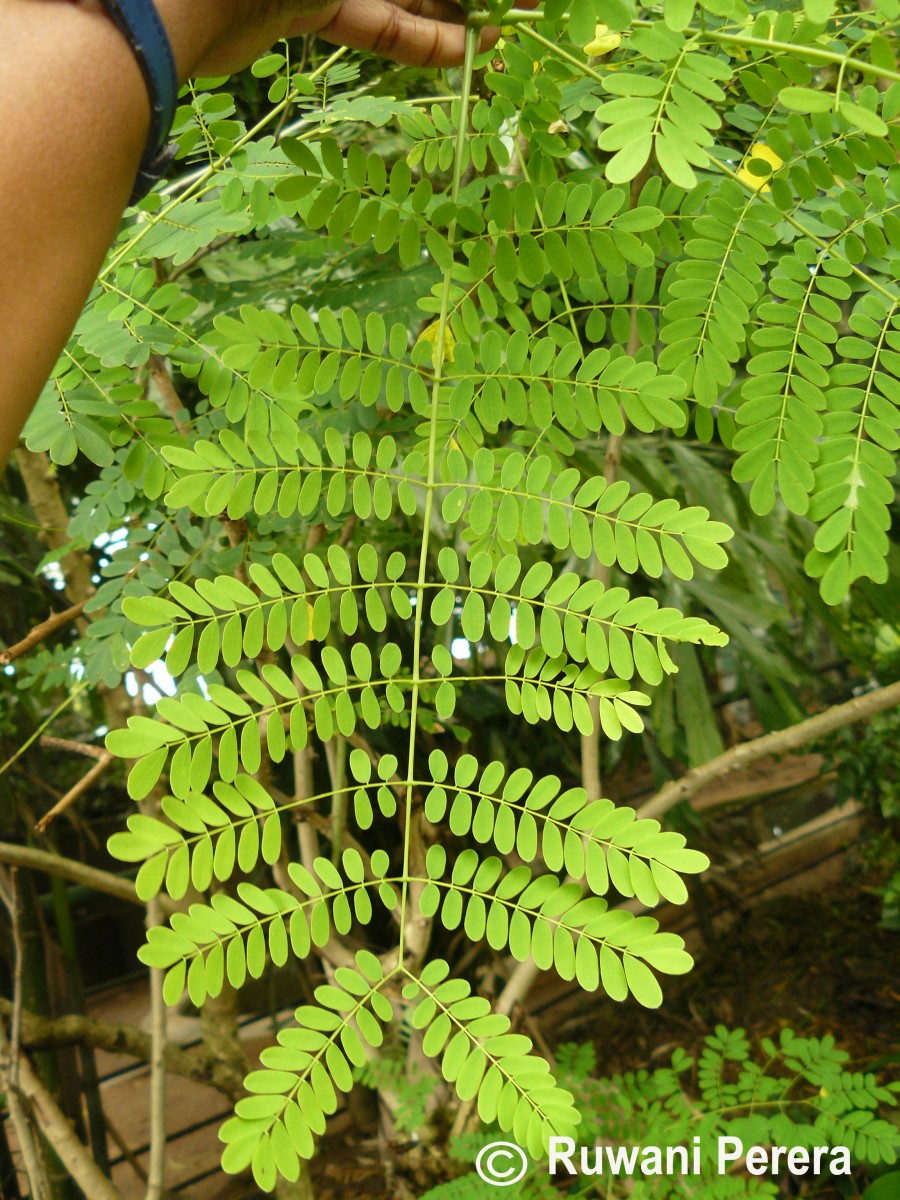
[194,0,499,75]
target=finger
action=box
[384,0,504,56]
[388,0,505,49]
[383,0,468,23]
[314,0,489,67]
[286,0,463,36]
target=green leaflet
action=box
[138,855,394,1005]
[219,956,396,1184]
[404,963,579,1155]
[421,847,693,1004]
[119,544,727,682]
[420,752,708,900]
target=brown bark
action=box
[39,736,107,761]
[143,894,168,1200]
[15,450,95,611]
[148,357,188,435]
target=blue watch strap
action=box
[99,0,179,203]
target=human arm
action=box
[0,0,492,468]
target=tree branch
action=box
[0,999,244,1100]
[148,356,188,436]
[0,1020,51,1200]
[495,956,540,1020]
[638,679,900,820]
[0,841,141,907]
[144,897,168,1200]
[0,870,50,1199]
[0,601,87,665]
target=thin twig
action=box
[38,736,107,761]
[0,601,87,665]
[4,870,24,1085]
[137,780,170,1200]
[144,898,168,1200]
[34,750,113,834]
[104,1113,148,1183]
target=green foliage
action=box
[354,1039,438,1133]
[16,0,890,1190]
[826,708,900,823]
[821,706,900,928]
[419,845,693,1005]
[218,950,395,1189]
[424,1027,900,1198]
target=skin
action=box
[0,0,498,468]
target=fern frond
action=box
[806,294,900,601]
[660,179,777,405]
[445,458,734,575]
[444,339,688,437]
[108,772,401,898]
[594,33,729,189]
[732,239,838,517]
[109,773,285,899]
[106,649,402,798]
[161,426,408,520]
[121,546,413,674]
[433,550,727,675]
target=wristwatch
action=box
[94,0,179,203]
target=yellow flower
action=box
[417,320,455,366]
[735,142,783,192]
[584,24,621,56]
